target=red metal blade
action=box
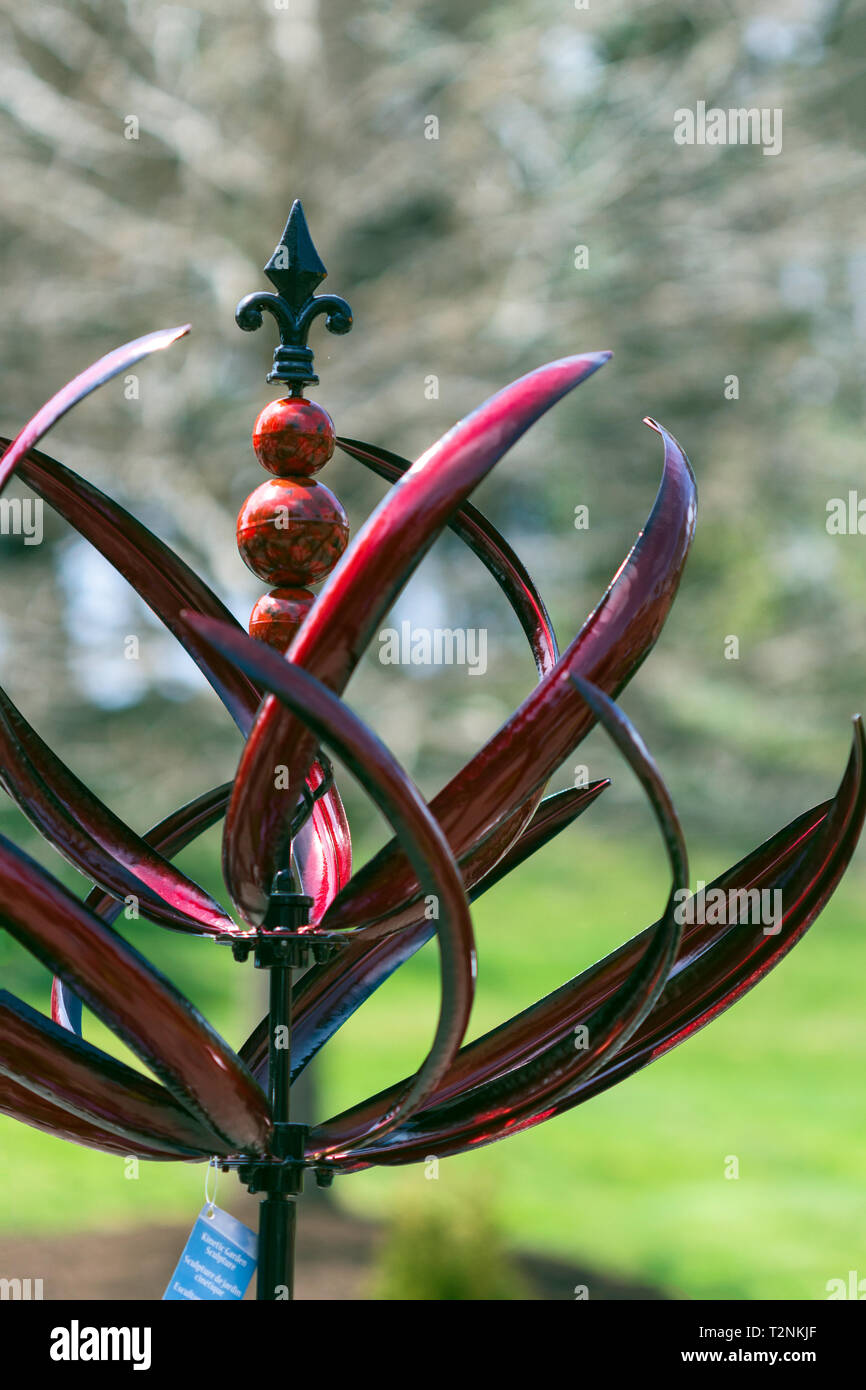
[4,438,259,734]
[338,718,865,1166]
[0,992,227,1156]
[224,352,610,924]
[0,1073,209,1160]
[0,684,235,935]
[0,834,269,1151]
[336,436,559,677]
[185,612,476,1156]
[322,418,696,936]
[0,327,190,496]
[238,780,609,1088]
[312,678,687,1159]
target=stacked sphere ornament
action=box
[238,396,348,653]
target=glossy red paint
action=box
[335,720,866,1168]
[3,438,260,735]
[185,613,476,1156]
[49,791,350,1073]
[253,397,336,476]
[236,477,349,586]
[249,586,315,651]
[2,328,861,1189]
[0,992,227,1156]
[224,351,611,925]
[49,763,351,1034]
[0,834,269,1152]
[232,440,599,1068]
[51,782,233,1034]
[336,436,559,677]
[234,450,605,1085]
[308,677,688,1157]
[292,756,352,925]
[242,426,571,941]
[239,781,610,1090]
[0,327,189,497]
[0,1073,209,1160]
[0,683,235,935]
[321,419,696,937]
[474,784,610,895]
[0,436,352,943]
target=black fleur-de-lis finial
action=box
[236,199,353,393]
[264,202,327,309]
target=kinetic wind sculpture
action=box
[0,202,863,1300]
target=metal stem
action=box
[226,873,315,1301]
[257,958,297,1301]
[268,960,292,1125]
[257,1192,296,1301]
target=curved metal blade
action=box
[0,992,227,1156]
[322,419,696,937]
[474,783,611,896]
[0,1073,209,1160]
[311,679,687,1159]
[292,758,353,925]
[336,436,559,677]
[52,781,233,1036]
[238,780,609,1088]
[338,718,865,1167]
[276,431,567,940]
[185,612,476,1158]
[4,438,259,734]
[0,833,269,1151]
[0,327,190,497]
[49,770,351,1038]
[223,352,611,924]
[7,437,352,915]
[0,684,235,934]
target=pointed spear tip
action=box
[264,200,327,308]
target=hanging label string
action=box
[204,1157,218,1219]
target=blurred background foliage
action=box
[0,0,865,1299]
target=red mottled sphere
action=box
[237,477,349,586]
[252,397,336,476]
[249,587,315,652]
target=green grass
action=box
[1,823,864,1300]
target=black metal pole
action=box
[257,1192,296,1301]
[257,956,296,1301]
[235,871,313,1302]
[268,958,292,1123]
[227,872,332,1300]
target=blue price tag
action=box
[163,1204,257,1301]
